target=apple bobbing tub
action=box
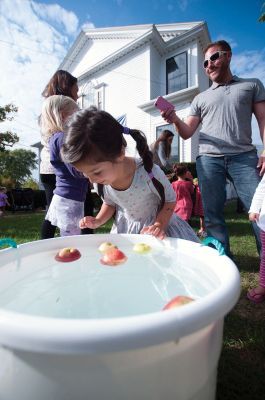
[0,234,240,400]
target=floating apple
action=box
[100,247,127,266]
[98,241,117,253]
[55,247,81,262]
[133,243,151,254]
[163,295,194,311]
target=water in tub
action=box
[0,239,219,319]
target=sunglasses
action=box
[203,51,228,69]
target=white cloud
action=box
[0,0,81,151]
[178,0,188,12]
[232,49,265,84]
[31,2,79,36]
[82,22,95,31]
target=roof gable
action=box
[60,22,210,79]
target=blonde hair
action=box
[40,95,78,141]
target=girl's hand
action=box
[249,212,259,222]
[140,222,166,240]
[79,216,101,229]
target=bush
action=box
[33,190,47,209]
[6,189,47,211]
[22,178,39,190]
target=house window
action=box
[166,52,187,94]
[156,123,179,164]
[96,86,104,110]
[81,82,105,110]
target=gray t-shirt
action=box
[189,76,265,156]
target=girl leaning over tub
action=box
[61,107,199,243]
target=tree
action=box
[259,2,265,22]
[22,178,39,190]
[0,149,37,187]
[0,104,19,151]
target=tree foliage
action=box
[259,2,265,22]
[0,149,37,187]
[0,104,19,151]
[22,178,39,190]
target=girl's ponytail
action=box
[125,128,165,210]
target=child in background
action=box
[192,178,207,238]
[171,164,194,222]
[0,187,10,216]
[61,108,199,243]
[41,95,88,236]
[248,176,265,303]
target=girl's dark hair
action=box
[154,129,174,159]
[173,164,188,177]
[62,107,165,208]
[42,70,77,99]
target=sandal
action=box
[247,288,265,304]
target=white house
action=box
[59,22,211,163]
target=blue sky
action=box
[0,0,264,154]
[43,0,265,52]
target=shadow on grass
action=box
[217,344,265,400]
[227,222,257,237]
[233,254,260,273]
[217,294,265,400]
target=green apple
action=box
[133,243,151,254]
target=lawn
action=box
[0,201,264,400]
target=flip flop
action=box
[247,288,265,304]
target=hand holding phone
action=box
[154,96,174,112]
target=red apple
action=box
[100,247,127,266]
[163,295,194,311]
[55,247,81,262]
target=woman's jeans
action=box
[196,150,261,257]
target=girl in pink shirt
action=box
[171,165,194,222]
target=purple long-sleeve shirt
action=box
[49,132,88,202]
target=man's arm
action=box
[254,101,265,175]
[162,109,200,140]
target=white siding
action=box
[71,38,137,77]
[189,42,198,87]
[149,45,163,99]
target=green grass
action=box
[0,203,265,399]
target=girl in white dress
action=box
[248,176,265,303]
[61,107,199,243]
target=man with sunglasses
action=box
[162,40,265,258]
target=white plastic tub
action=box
[0,234,240,400]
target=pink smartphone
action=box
[155,96,174,112]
